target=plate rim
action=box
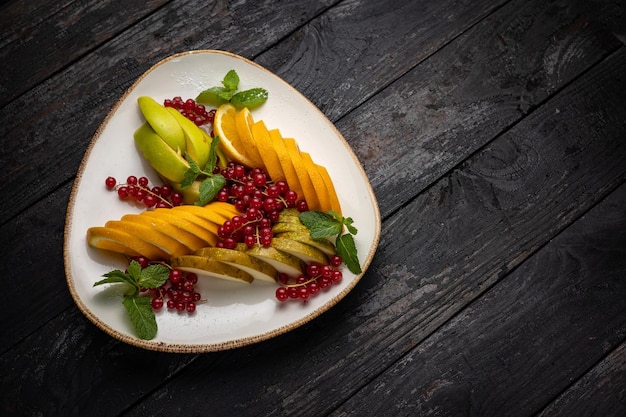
[63,49,381,353]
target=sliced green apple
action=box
[137,96,186,153]
[134,122,190,183]
[166,107,211,168]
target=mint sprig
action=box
[196,69,268,109]
[94,260,170,340]
[181,136,227,206]
[298,211,362,274]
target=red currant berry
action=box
[105,176,117,190]
[275,287,289,301]
[151,297,164,310]
[330,255,343,267]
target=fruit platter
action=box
[64,50,381,352]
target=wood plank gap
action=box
[379,44,624,224]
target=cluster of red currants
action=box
[133,256,201,314]
[215,163,308,249]
[275,255,343,302]
[105,175,184,208]
[163,96,215,127]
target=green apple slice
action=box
[170,255,253,284]
[194,247,278,283]
[137,96,186,153]
[166,107,211,168]
[134,122,190,183]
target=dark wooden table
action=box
[2,0,625,415]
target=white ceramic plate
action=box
[64,50,381,352]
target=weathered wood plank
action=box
[118,47,626,417]
[0,306,198,416]
[0,0,338,224]
[336,0,621,216]
[328,184,626,416]
[536,342,626,417]
[0,0,169,106]
[0,183,71,353]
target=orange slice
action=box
[213,103,254,167]
[250,120,285,183]
[283,138,320,210]
[87,227,169,260]
[271,135,302,200]
[300,152,331,212]
[235,107,264,168]
[316,163,342,215]
[104,219,190,257]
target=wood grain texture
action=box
[338,0,621,216]
[0,0,337,224]
[255,0,507,121]
[0,184,70,353]
[330,183,626,417]
[118,45,626,417]
[1,0,625,415]
[0,307,198,416]
[0,0,169,106]
[537,341,626,417]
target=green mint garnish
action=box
[196,69,268,109]
[122,296,158,340]
[299,210,362,274]
[94,260,170,340]
[181,136,227,206]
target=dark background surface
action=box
[1,0,625,415]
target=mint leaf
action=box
[205,136,221,172]
[137,264,170,289]
[126,260,142,281]
[196,86,230,107]
[93,270,132,287]
[196,174,226,206]
[122,296,158,340]
[231,88,269,109]
[336,234,361,274]
[222,69,239,91]
[196,70,267,109]
[299,211,342,238]
[181,156,201,188]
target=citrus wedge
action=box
[301,152,331,212]
[283,138,320,210]
[213,103,254,167]
[250,120,285,183]
[87,227,169,260]
[271,135,302,201]
[235,107,264,168]
[316,163,342,215]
